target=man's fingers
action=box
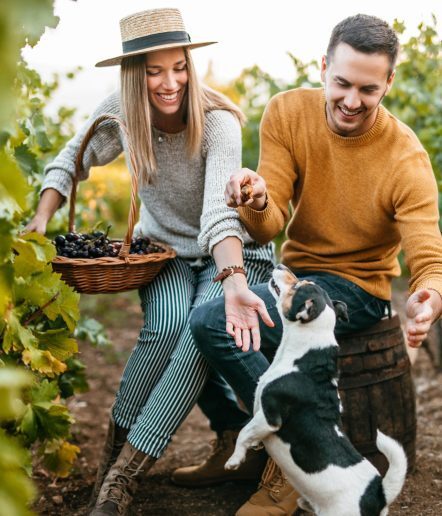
[234,326,243,349]
[256,303,274,327]
[251,326,261,352]
[226,321,235,337]
[241,329,251,353]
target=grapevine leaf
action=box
[3,308,38,353]
[18,405,39,442]
[22,348,67,377]
[31,378,59,403]
[0,368,32,420]
[36,329,78,361]
[0,219,15,264]
[0,150,30,215]
[14,143,39,175]
[13,240,46,277]
[33,403,73,440]
[0,430,35,514]
[42,440,80,478]
[54,280,81,331]
[0,263,14,317]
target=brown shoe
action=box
[89,442,155,516]
[171,429,267,487]
[89,414,129,506]
[236,458,300,516]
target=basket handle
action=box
[71,114,140,258]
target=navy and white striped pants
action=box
[112,242,275,458]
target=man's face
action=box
[321,42,395,137]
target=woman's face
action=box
[145,47,188,120]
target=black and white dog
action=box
[225,265,407,516]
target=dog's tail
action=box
[376,430,407,505]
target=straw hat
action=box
[95,8,216,67]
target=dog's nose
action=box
[276,264,288,271]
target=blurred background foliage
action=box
[0,1,440,511]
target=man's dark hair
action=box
[326,14,399,75]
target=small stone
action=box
[52,495,63,505]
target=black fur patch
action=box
[286,284,333,322]
[261,347,362,473]
[359,475,386,516]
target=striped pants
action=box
[112,242,275,458]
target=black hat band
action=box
[122,31,191,53]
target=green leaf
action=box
[12,234,55,277]
[13,143,39,175]
[31,378,59,404]
[0,153,29,215]
[0,429,35,514]
[75,316,110,347]
[18,404,38,442]
[2,308,38,353]
[0,219,15,264]
[33,403,73,440]
[36,329,78,361]
[0,367,32,420]
[0,263,14,317]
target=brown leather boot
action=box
[89,442,155,516]
[89,415,129,506]
[171,429,267,487]
[235,458,300,516]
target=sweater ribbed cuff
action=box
[238,195,277,224]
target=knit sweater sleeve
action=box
[41,91,123,201]
[198,110,248,254]
[393,150,442,297]
[238,94,297,244]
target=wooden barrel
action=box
[337,314,416,476]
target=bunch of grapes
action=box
[54,230,163,259]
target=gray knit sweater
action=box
[41,91,252,258]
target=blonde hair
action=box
[120,49,245,184]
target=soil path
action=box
[33,287,442,515]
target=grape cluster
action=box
[54,231,163,259]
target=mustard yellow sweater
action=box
[239,88,442,300]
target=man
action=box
[173,14,442,515]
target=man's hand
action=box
[405,289,442,347]
[223,277,274,352]
[225,168,267,211]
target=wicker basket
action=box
[51,114,176,294]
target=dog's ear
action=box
[332,300,349,322]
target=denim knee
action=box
[190,297,226,357]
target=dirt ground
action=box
[33,284,442,516]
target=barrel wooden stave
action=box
[337,315,416,476]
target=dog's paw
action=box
[224,455,244,470]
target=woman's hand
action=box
[22,188,64,235]
[225,168,267,211]
[405,289,441,347]
[23,214,48,235]
[223,274,274,352]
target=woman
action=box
[26,8,275,515]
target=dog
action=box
[225,264,407,516]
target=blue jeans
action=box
[190,271,390,418]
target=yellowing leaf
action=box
[22,348,67,376]
[43,439,80,478]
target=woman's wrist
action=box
[222,272,248,293]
